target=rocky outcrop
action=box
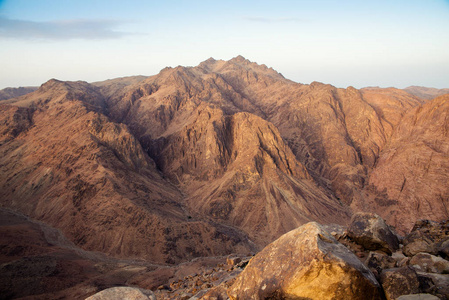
[227,222,382,300]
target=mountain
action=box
[404,86,449,100]
[358,94,449,232]
[1,56,448,271]
[0,79,255,264]
[0,86,38,101]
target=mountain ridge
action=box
[1,56,448,268]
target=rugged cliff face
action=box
[0,56,447,267]
[0,79,255,264]
[361,94,449,232]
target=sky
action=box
[0,0,448,89]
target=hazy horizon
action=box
[1,0,448,90]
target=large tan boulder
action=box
[227,222,382,300]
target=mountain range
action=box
[1,56,448,269]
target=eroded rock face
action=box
[0,80,255,264]
[227,222,382,300]
[347,212,399,255]
[366,95,449,233]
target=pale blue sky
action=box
[0,0,448,89]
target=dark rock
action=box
[437,239,449,259]
[416,271,449,299]
[380,267,420,300]
[227,222,382,300]
[397,294,440,300]
[347,212,400,255]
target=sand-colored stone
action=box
[227,222,381,300]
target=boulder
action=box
[397,294,440,300]
[416,271,449,299]
[347,212,399,255]
[409,252,449,274]
[227,222,382,300]
[380,267,420,300]
[85,287,156,300]
[403,240,436,257]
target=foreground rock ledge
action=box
[227,222,382,300]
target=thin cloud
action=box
[0,16,132,40]
[243,16,305,23]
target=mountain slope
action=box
[103,58,352,244]
[0,79,254,264]
[358,94,449,231]
[103,56,440,234]
[1,56,447,265]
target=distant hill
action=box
[404,86,449,100]
[0,86,38,100]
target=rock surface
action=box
[347,212,399,254]
[227,222,382,300]
[397,294,440,300]
[364,95,449,233]
[85,287,156,300]
[380,267,420,300]
[409,253,449,274]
